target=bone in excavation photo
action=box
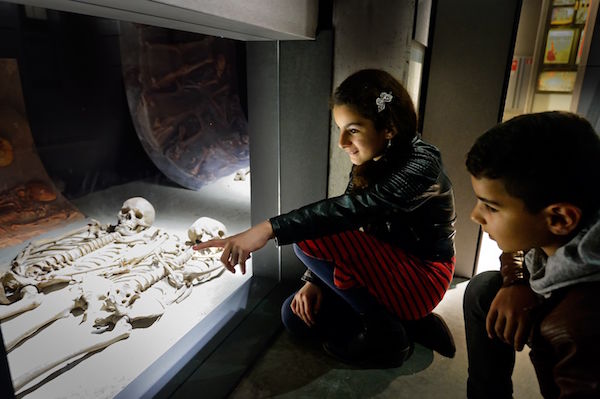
[0,197,228,395]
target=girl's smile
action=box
[333,105,392,165]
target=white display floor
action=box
[1,173,252,398]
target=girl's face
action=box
[333,105,392,165]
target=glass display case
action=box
[0,2,330,397]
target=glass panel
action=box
[0,9,253,398]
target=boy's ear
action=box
[543,203,582,236]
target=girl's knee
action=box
[293,242,308,258]
[281,293,295,326]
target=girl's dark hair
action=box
[332,69,417,190]
[466,111,600,216]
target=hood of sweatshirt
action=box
[526,210,600,297]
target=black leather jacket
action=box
[270,137,456,261]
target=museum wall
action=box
[278,30,333,281]
[247,7,334,281]
[420,0,521,277]
[327,0,415,197]
[577,4,600,132]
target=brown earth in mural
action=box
[0,59,84,248]
[119,23,250,190]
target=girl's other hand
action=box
[291,282,323,327]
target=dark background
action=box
[0,3,247,199]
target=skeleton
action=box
[0,285,40,321]
[0,221,111,316]
[1,203,229,395]
[6,276,132,392]
[115,197,156,236]
[0,198,158,311]
[94,237,224,326]
[187,216,227,244]
[10,317,131,393]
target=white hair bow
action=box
[376,91,393,112]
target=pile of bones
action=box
[0,197,229,394]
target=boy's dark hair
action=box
[466,111,600,216]
[332,69,417,149]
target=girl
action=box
[195,69,456,368]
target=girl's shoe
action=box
[322,309,414,368]
[404,312,456,358]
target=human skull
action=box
[188,217,227,243]
[116,197,155,234]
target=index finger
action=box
[193,238,227,250]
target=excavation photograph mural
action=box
[119,23,250,190]
[0,59,84,248]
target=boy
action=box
[463,111,600,398]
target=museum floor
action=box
[227,278,544,399]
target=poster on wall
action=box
[551,7,575,24]
[575,0,590,24]
[544,28,575,64]
[537,70,577,92]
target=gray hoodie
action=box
[526,210,600,297]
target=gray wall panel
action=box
[6,0,318,40]
[328,0,415,196]
[577,12,600,132]
[247,41,281,279]
[421,0,521,277]
[279,30,333,281]
[247,32,333,282]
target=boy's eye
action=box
[348,128,359,134]
[484,204,498,213]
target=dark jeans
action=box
[463,271,516,399]
[281,244,379,340]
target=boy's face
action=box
[469,176,556,254]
